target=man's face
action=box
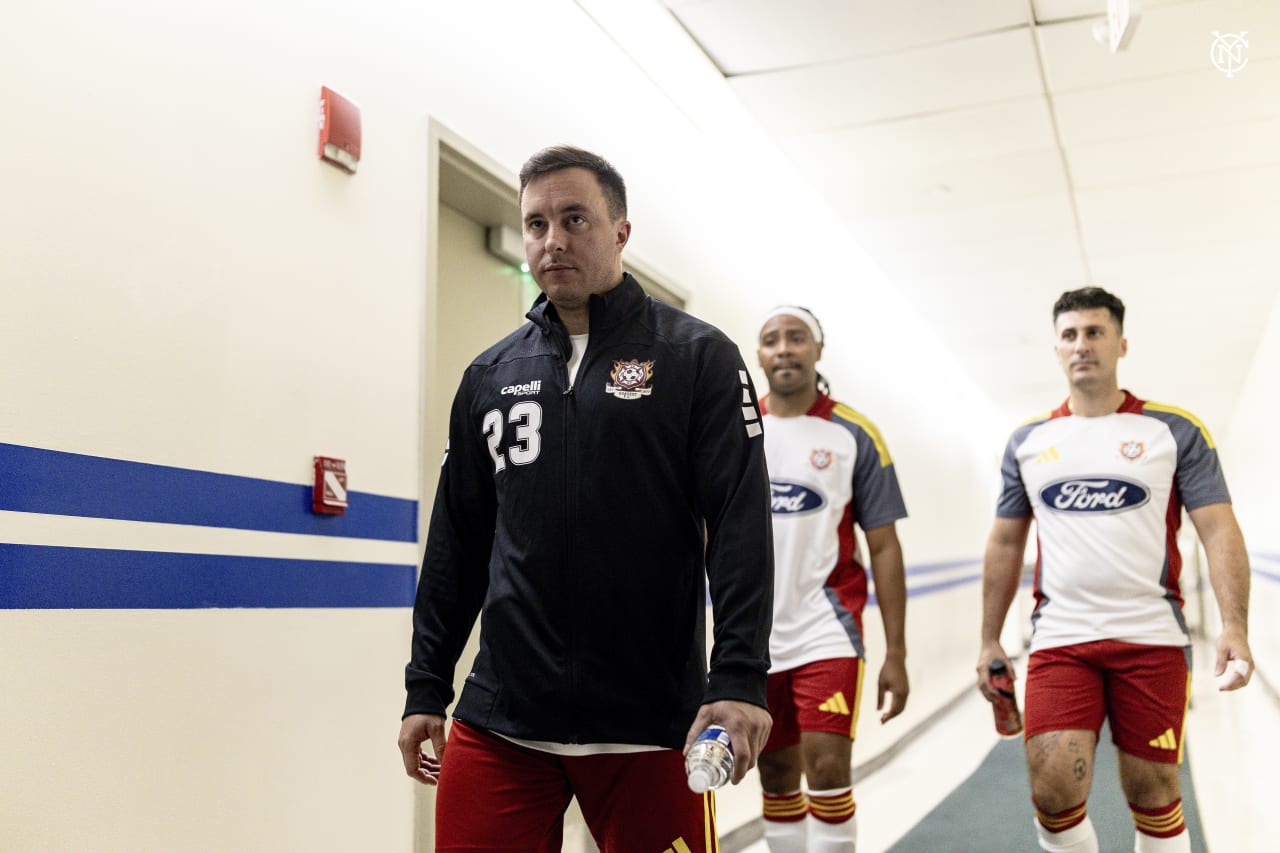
[521,167,630,313]
[758,314,823,396]
[1054,307,1127,391]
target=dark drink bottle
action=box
[988,659,1023,737]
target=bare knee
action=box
[1117,750,1180,808]
[804,750,852,790]
[800,731,853,791]
[1026,730,1095,813]
[758,746,802,795]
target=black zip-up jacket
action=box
[404,274,773,748]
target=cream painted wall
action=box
[2,1,1004,850]
[0,611,410,851]
[1223,290,1280,694]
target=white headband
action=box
[759,306,823,344]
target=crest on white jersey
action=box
[809,448,833,470]
[1120,440,1145,460]
[606,359,654,400]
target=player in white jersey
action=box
[978,287,1253,853]
[756,307,909,853]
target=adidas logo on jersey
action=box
[662,838,693,853]
[1036,446,1061,464]
[1148,728,1178,750]
[818,691,850,715]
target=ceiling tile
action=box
[815,147,1070,218]
[1067,117,1280,188]
[1038,0,1280,92]
[1076,165,1280,255]
[871,228,1085,280]
[846,196,1080,251]
[729,28,1043,133]
[780,96,1059,173]
[1052,60,1280,146]
[1032,0,1185,26]
[665,0,1028,75]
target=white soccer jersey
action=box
[762,394,907,673]
[998,391,1231,652]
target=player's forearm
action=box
[868,544,907,656]
[1203,523,1251,635]
[1190,504,1251,635]
[980,533,1024,645]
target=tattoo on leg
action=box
[1032,732,1060,764]
[1073,758,1087,781]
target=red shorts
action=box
[763,657,865,753]
[435,721,719,852]
[1024,640,1191,764]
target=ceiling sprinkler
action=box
[1092,0,1142,53]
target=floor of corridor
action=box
[717,638,1279,852]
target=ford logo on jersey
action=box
[1040,477,1150,513]
[770,481,826,515]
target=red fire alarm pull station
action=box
[318,86,361,173]
[313,456,348,515]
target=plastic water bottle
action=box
[988,659,1023,738]
[686,725,735,793]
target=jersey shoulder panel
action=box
[829,402,892,467]
[1007,410,1055,451]
[1141,400,1217,449]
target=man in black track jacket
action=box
[397,145,774,851]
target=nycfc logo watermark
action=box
[770,481,826,515]
[1210,31,1248,78]
[1040,477,1150,514]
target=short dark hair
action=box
[1053,286,1125,333]
[518,145,627,221]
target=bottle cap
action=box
[988,659,1008,674]
[687,768,712,793]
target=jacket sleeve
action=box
[690,337,774,709]
[403,366,496,718]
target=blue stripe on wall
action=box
[904,558,981,577]
[0,443,416,542]
[868,559,984,607]
[0,544,417,609]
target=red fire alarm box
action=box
[318,86,361,173]
[313,456,348,515]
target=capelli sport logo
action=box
[1039,477,1150,514]
[500,380,543,396]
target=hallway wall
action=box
[1223,289,1280,692]
[3,2,1004,850]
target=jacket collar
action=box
[527,273,646,335]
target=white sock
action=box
[763,817,806,853]
[1134,828,1191,852]
[1034,815,1098,853]
[807,812,856,852]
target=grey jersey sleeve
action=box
[1145,406,1232,510]
[995,422,1039,519]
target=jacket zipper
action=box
[560,334,580,743]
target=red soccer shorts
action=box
[435,720,719,851]
[763,657,865,754]
[1024,639,1191,764]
